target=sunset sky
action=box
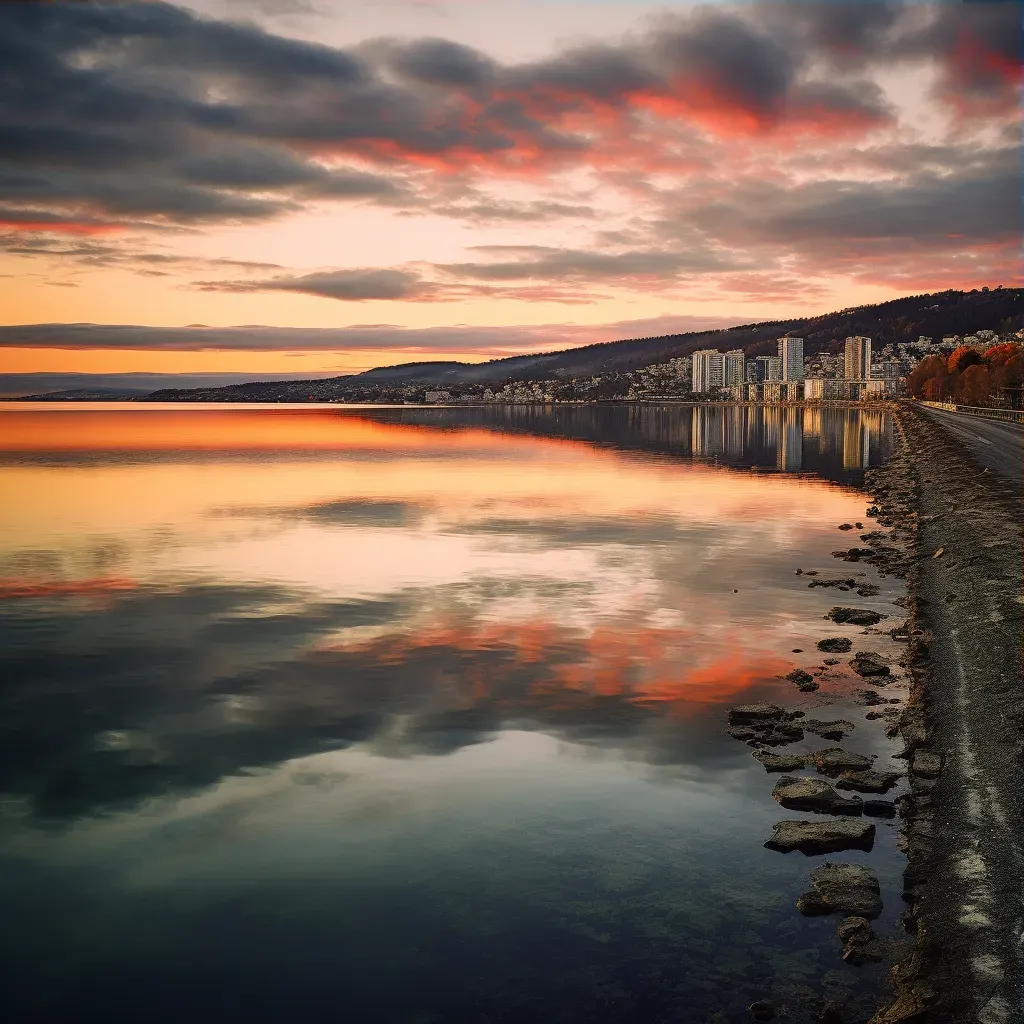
[1,0,1020,379]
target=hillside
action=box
[137,287,1022,402]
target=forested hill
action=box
[355,287,1022,384]
[138,287,1022,401]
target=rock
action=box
[786,668,815,684]
[912,751,941,779]
[863,799,897,818]
[837,523,855,531]
[798,681,820,692]
[748,1000,776,1021]
[756,722,806,746]
[823,657,840,666]
[728,727,757,740]
[850,651,891,677]
[809,577,858,589]
[804,719,856,740]
[767,819,875,855]
[857,690,887,706]
[754,751,806,772]
[808,747,874,776]
[836,769,902,794]
[729,703,786,724]
[856,585,881,597]
[838,915,874,944]
[817,637,853,653]
[772,776,863,815]
[796,863,882,918]
[827,607,885,626]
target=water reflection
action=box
[0,405,901,1023]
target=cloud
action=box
[0,313,746,354]
[201,267,431,301]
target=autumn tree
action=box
[956,364,992,405]
[947,346,982,375]
[908,354,949,399]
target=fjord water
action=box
[0,405,901,1023]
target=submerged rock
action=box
[804,719,857,740]
[754,751,806,772]
[796,863,882,918]
[836,769,902,794]
[857,689,887,706]
[850,651,891,677]
[817,637,853,653]
[786,668,815,684]
[807,747,875,776]
[765,819,875,855]
[748,1000,776,1021]
[863,799,897,818]
[827,607,885,626]
[772,776,863,815]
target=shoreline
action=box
[863,406,1022,1023]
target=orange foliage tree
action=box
[947,346,982,375]
[908,354,950,399]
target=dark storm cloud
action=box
[0,0,968,239]
[681,146,1021,250]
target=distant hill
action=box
[135,287,1022,402]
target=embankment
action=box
[864,405,1023,1023]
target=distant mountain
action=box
[25,287,1016,405]
[350,287,1023,385]
[0,371,343,399]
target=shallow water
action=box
[0,404,906,1023]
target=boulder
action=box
[863,799,897,818]
[796,863,882,918]
[754,751,807,772]
[729,703,786,724]
[804,719,856,740]
[749,1000,776,1021]
[772,776,863,815]
[786,668,815,684]
[765,819,875,855]
[850,651,891,677]
[807,747,874,776]
[817,637,853,653]
[827,607,885,626]
[857,690,887,706]
[836,769,902,794]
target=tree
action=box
[957,364,992,406]
[947,346,982,375]
[908,354,949,399]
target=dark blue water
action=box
[0,405,905,1023]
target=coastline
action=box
[863,406,1022,1023]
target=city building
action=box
[724,349,745,387]
[844,336,872,380]
[803,377,847,401]
[753,355,782,382]
[692,349,725,393]
[778,337,805,382]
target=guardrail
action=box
[918,400,1024,424]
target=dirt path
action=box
[867,405,1023,1024]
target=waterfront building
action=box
[724,350,745,386]
[844,336,872,380]
[778,337,805,382]
[692,349,725,393]
[753,355,782,382]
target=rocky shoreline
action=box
[725,402,1022,1023]
[864,405,1023,1024]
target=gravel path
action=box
[868,406,1023,1024]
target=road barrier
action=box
[919,400,1024,424]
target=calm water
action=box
[0,405,906,1023]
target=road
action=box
[917,406,1023,489]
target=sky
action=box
[0,0,1020,379]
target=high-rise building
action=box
[724,350,745,387]
[844,336,872,380]
[692,349,725,393]
[777,337,805,382]
[753,355,782,382]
